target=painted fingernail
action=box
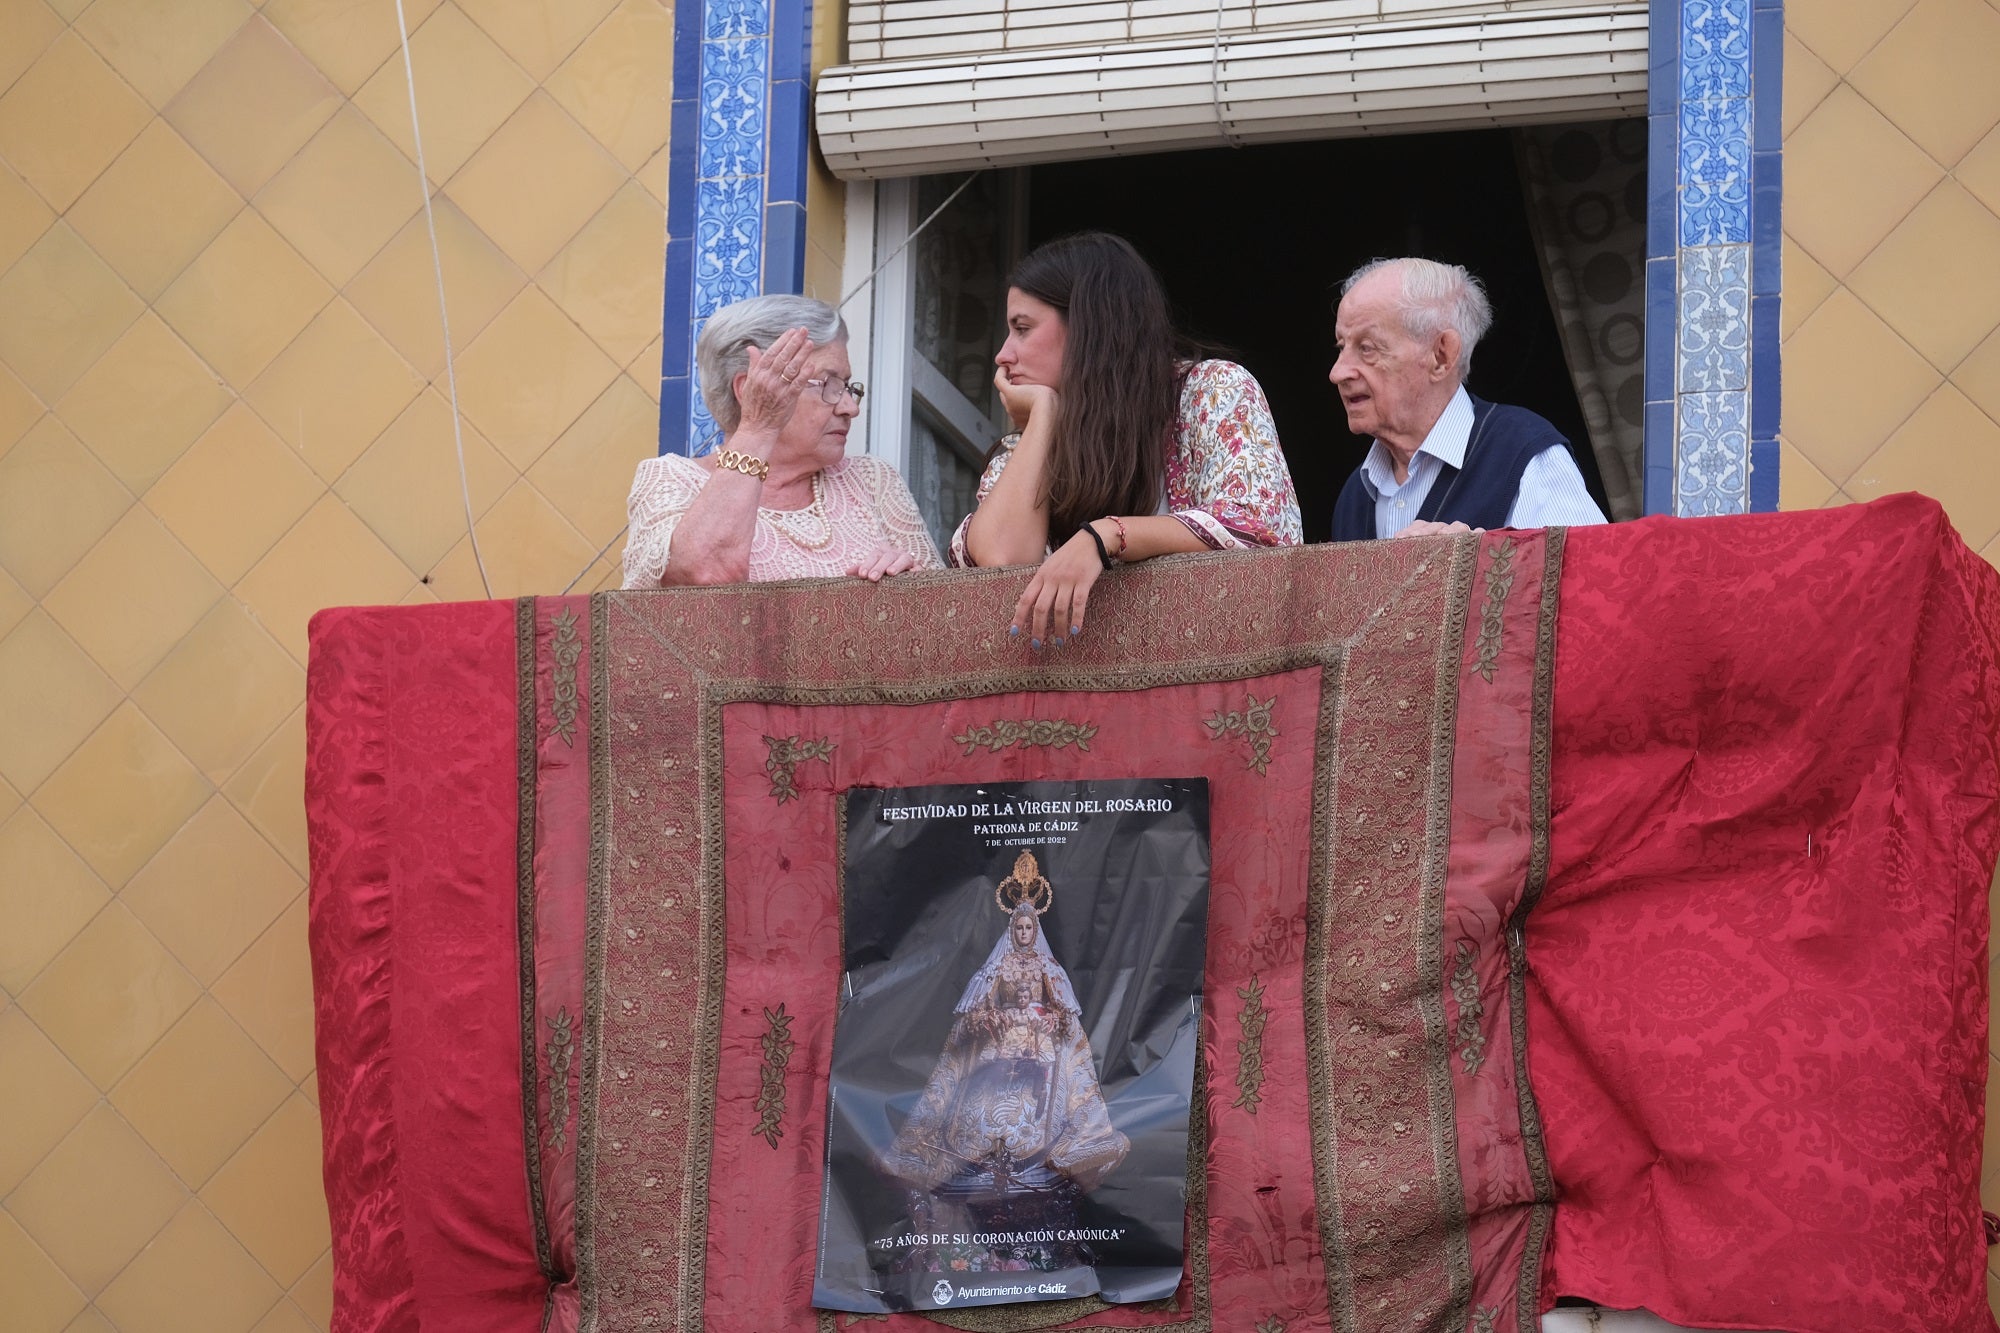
[1030,638,1043,650]
[1069,624,1082,636]
[1008,625,1020,637]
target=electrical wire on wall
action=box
[394,0,492,599]
[838,170,981,310]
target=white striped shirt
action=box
[1358,387,1608,538]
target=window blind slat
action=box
[849,0,1628,56]
[817,6,1647,178]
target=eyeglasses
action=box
[804,376,865,405]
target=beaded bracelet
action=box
[1104,514,1128,558]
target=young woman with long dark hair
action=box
[952,232,1301,645]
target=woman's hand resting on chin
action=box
[993,366,1057,431]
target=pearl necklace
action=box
[761,470,833,551]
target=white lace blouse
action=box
[620,453,944,588]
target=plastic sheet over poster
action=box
[814,779,1211,1315]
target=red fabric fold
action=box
[1530,495,2000,1332]
[308,601,550,1332]
[308,606,416,1333]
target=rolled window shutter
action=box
[817,5,1646,179]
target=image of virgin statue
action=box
[882,850,1129,1272]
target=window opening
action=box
[867,125,1635,542]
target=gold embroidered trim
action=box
[1233,975,1269,1114]
[764,734,835,803]
[514,597,556,1282]
[1424,538,1481,1332]
[574,593,612,1329]
[1202,694,1277,775]
[952,718,1098,754]
[1448,940,1487,1077]
[1300,649,1353,1332]
[1298,539,1478,1331]
[1509,529,1566,1328]
[684,674,731,1325]
[752,1002,794,1148]
[550,605,582,745]
[1472,537,1517,685]
[546,1006,575,1154]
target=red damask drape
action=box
[306,495,1998,1333]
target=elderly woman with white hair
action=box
[621,294,941,586]
[1327,256,1606,541]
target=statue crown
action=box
[995,849,1053,915]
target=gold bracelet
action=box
[714,448,769,480]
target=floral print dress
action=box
[948,360,1303,565]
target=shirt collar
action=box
[1357,386,1474,496]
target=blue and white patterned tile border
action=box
[1680,0,1751,100]
[658,0,1784,515]
[657,0,813,454]
[1677,390,1750,513]
[1646,0,1783,516]
[1678,244,1749,393]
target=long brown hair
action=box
[1007,232,1186,540]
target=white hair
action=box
[1341,257,1493,381]
[696,294,847,432]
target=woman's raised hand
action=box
[737,326,814,436]
[1009,527,1104,647]
[993,366,1056,430]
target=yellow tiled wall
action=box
[1780,6,2000,1316]
[804,0,846,304]
[1781,0,2000,571]
[5,0,1998,1325]
[0,0,671,1327]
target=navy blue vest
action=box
[1331,394,1573,542]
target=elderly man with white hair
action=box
[1327,257,1607,541]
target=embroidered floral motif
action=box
[1256,1318,1286,1333]
[551,607,583,745]
[546,1006,575,1153]
[752,1003,795,1148]
[1474,538,1518,685]
[1450,939,1487,1077]
[1234,975,1269,1113]
[952,718,1097,755]
[1204,695,1277,775]
[1471,1305,1500,1333]
[763,736,834,804]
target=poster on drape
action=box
[813,778,1210,1316]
